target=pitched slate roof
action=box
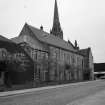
[12,23,77,52]
[0,35,14,43]
[11,36,24,44]
[0,35,23,53]
[28,24,76,52]
[0,35,34,63]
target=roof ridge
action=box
[27,23,74,44]
[25,23,77,53]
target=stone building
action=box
[12,0,94,83]
[0,35,34,86]
[79,48,94,80]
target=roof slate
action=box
[0,35,23,53]
[0,35,14,43]
[0,35,34,62]
[11,36,24,44]
[27,24,76,52]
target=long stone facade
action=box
[11,23,93,83]
[11,0,94,84]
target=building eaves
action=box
[0,35,14,44]
[27,24,76,52]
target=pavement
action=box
[0,81,93,97]
[0,80,105,105]
[69,89,105,105]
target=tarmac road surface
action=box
[0,80,105,105]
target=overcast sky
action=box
[0,0,105,63]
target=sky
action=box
[0,0,105,63]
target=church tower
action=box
[50,0,63,39]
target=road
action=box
[0,80,105,105]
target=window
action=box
[71,55,75,64]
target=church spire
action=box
[53,0,59,25]
[50,0,63,39]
